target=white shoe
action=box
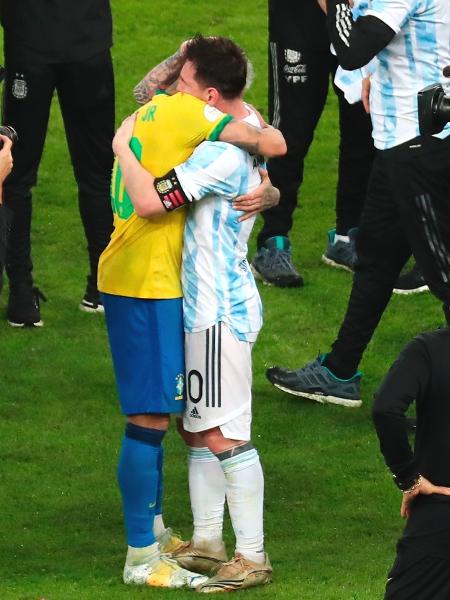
[123,555,208,588]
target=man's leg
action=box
[393,137,450,325]
[195,427,270,593]
[170,422,228,574]
[3,41,55,326]
[118,415,168,572]
[267,155,411,405]
[322,82,374,272]
[183,323,270,592]
[57,51,114,310]
[252,1,331,287]
[102,294,206,589]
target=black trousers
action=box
[328,135,450,377]
[2,43,115,293]
[384,502,450,600]
[257,1,374,248]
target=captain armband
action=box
[154,170,191,212]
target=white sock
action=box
[153,513,166,538]
[188,446,226,550]
[126,541,160,567]
[334,234,350,243]
[218,444,265,563]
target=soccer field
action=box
[0,1,442,598]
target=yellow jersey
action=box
[98,91,232,298]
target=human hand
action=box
[0,135,13,191]
[112,114,137,156]
[362,76,371,114]
[400,476,450,518]
[232,169,279,222]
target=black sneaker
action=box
[393,264,429,295]
[7,283,46,327]
[80,288,104,313]
[321,228,358,272]
[251,236,303,288]
[266,355,362,408]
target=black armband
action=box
[326,0,395,70]
[154,169,191,212]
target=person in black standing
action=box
[1,0,115,326]
[251,0,374,287]
[0,133,13,293]
[372,328,450,599]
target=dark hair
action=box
[184,34,248,99]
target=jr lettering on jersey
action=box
[141,105,157,122]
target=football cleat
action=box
[197,553,272,593]
[123,555,208,588]
[170,540,228,575]
[158,527,186,555]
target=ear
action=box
[206,87,220,106]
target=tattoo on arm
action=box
[133,50,185,104]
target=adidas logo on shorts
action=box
[189,406,201,419]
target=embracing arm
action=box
[133,44,186,105]
[219,119,286,158]
[113,114,282,219]
[113,116,165,217]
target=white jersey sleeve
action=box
[175,142,246,203]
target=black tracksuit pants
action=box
[2,44,114,293]
[384,501,450,600]
[327,135,450,378]
[257,1,374,248]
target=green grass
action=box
[0,1,442,598]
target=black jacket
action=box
[1,0,113,62]
[373,328,450,496]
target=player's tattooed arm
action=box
[219,120,287,158]
[133,43,187,104]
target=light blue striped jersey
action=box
[175,112,263,342]
[366,0,450,149]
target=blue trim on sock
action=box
[125,422,166,446]
[319,354,363,381]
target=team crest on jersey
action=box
[175,373,184,401]
[284,49,301,64]
[12,75,28,100]
[203,105,222,122]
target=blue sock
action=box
[155,445,164,519]
[118,423,166,548]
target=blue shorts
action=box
[102,293,185,415]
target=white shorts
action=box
[183,322,253,441]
